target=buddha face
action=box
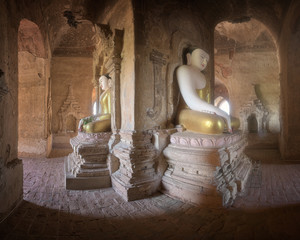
[189,48,209,71]
[99,75,109,90]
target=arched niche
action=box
[65,114,77,133]
[247,113,259,133]
[18,19,49,157]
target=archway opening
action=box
[215,96,230,115]
[214,18,280,148]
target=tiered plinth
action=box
[111,130,160,201]
[161,131,252,207]
[65,132,112,190]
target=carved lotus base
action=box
[161,130,252,207]
[65,131,112,190]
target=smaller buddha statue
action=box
[78,74,111,133]
[176,47,239,134]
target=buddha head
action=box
[99,74,111,91]
[186,47,209,71]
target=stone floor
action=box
[1,149,300,240]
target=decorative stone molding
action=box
[65,131,112,190]
[105,29,123,132]
[71,131,112,145]
[147,49,167,120]
[111,130,160,201]
[239,98,269,133]
[58,85,83,133]
[161,130,252,207]
[170,131,243,148]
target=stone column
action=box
[106,56,122,132]
[111,130,160,201]
[106,56,122,174]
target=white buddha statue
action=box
[78,74,111,133]
[176,47,239,134]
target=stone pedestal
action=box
[161,131,252,207]
[111,130,160,201]
[65,131,112,190]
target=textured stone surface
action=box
[1,150,300,239]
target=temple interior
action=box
[1,0,300,239]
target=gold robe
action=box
[177,90,239,134]
[84,89,111,133]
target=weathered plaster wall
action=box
[51,57,94,133]
[0,0,23,222]
[279,0,300,160]
[18,52,48,156]
[215,50,280,133]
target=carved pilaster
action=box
[105,29,123,132]
[147,50,167,120]
[111,130,160,201]
[105,30,124,172]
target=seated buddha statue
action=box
[78,74,111,133]
[176,47,239,134]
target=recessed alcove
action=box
[18,19,49,157]
[65,115,77,133]
[247,113,258,133]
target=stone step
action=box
[81,163,107,169]
[78,150,108,157]
[76,168,110,177]
[81,155,107,163]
